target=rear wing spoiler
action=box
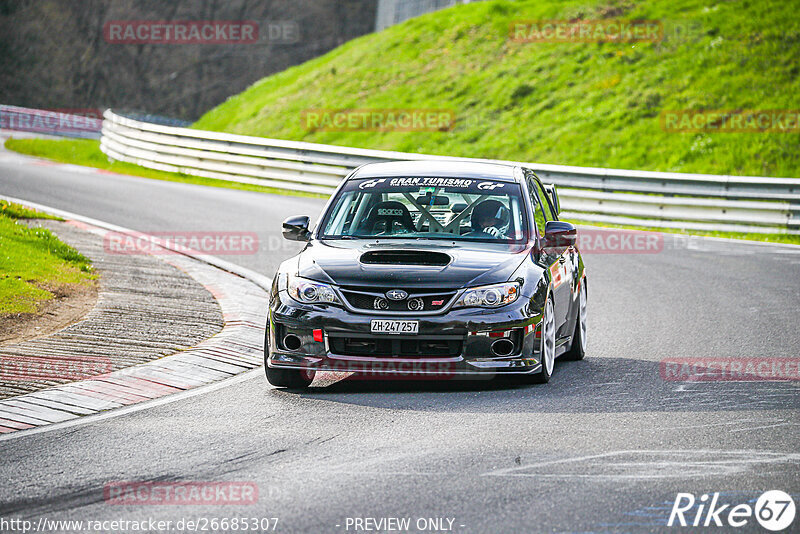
[543,184,560,216]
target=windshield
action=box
[319,176,528,242]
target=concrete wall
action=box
[375,0,482,31]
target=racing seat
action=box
[356,201,417,235]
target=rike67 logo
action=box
[668,490,795,531]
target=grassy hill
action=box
[194,0,800,178]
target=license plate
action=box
[370,320,419,334]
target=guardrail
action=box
[96,109,797,234]
[0,105,102,139]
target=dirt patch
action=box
[0,281,99,346]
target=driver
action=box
[466,199,510,238]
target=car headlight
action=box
[287,275,342,305]
[454,282,520,309]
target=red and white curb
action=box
[0,196,271,436]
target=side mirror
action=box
[542,220,576,248]
[282,215,311,241]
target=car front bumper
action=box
[267,291,544,378]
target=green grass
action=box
[3,138,327,199]
[195,0,800,178]
[0,200,60,221]
[0,200,95,314]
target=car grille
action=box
[328,335,462,358]
[339,288,457,313]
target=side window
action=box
[531,177,555,222]
[526,176,546,237]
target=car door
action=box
[525,171,572,337]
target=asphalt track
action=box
[1,147,799,533]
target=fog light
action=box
[491,338,515,356]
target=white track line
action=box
[0,369,264,442]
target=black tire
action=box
[265,366,314,388]
[528,367,550,384]
[528,299,555,384]
[563,280,587,361]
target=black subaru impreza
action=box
[266,160,587,388]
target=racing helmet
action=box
[470,199,510,230]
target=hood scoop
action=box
[360,249,451,266]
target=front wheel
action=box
[563,280,587,361]
[529,298,556,384]
[265,366,314,388]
